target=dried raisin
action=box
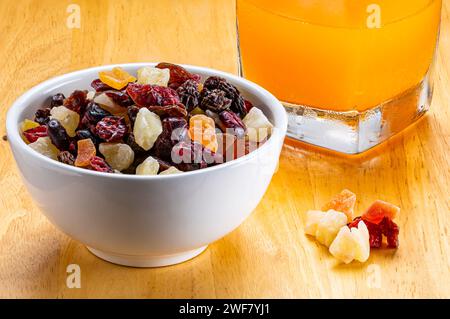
[200,89,231,113]
[47,119,70,150]
[57,151,75,166]
[176,79,201,111]
[34,108,51,125]
[219,110,246,138]
[64,90,88,114]
[50,93,65,108]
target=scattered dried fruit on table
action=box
[242,107,273,143]
[75,138,97,167]
[50,105,80,137]
[28,137,59,160]
[133,108,163,151]
[322,189,357,222]
[136,156,160,175]
[99,67,136,90]
[313,209,348,247]
[137,66,170,86]
[99,143,135,171]
[329,221,370,264]
[304,210,327,236]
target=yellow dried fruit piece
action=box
[20,119,40,133]
[99,67,136,90]
[133,108,163,151]
[329,221,370,264]
[136,156,160,175]
[28,137,59,160]
[159,166,182,175]
[137,66,170,86]
[99,143,135,171]
[243,107,273,143]
[304,210,327,236]
[314,209,348,247]
[75,138,96,167]
[50,105,80,137]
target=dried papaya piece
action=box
[99,67,136,90]
[322,189,356,222]
[75,138,96,167]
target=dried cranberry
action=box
[349,217,383,249]
[146,104,187,119]
[91,79,114,92]
[89,156,113,173]
[50,93,65,108]
[23,125,48,143]
[156,62,201,89]
[57,151,75,166]
[64,90,88,114]
[152,117,188,161]
[176,79,200,111]
[219,110,246,138]
[34,108,51,125]
[81,102,111,129]
[95,116,127,142]
[200,89,232,113]
[380,217,399,248]
[47,119,70,150]
[105,90,134,107]
[127,83,180,107]
[244,99,254,113]
[171,141,208,171]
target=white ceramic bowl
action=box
[6,63,287,267]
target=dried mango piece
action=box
[322,189,356,222]
[329,221,370,264]
[99,67,136,90]
[189,114,218,152]
[75,138,96,167]
[362,200,400,225]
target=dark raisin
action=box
[50,93,65,108]
[76,129,99,147]
[47,119,70,150]
[203,76,247,116]
[91,79,114,92]
[156,62,201,89]
[64,90,88,114]
[200,89,231,113]
[95,116,127,142]
[125,133,146,155]
[105,90,134,107]
[23,125,48,143]
[34,108,51,125]
[218,110,246,138]
[127,105,140,126]
[81,102,111,129]
[152,117,188,161]
[57,151,75,166]
[170,141,217,171]
[176,79,201,111]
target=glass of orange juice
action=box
[237,0,442,153]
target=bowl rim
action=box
[6,63,287,180]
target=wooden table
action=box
[0,0,449,298]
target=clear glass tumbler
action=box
[237,0,442,153]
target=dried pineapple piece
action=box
[329,221,370,264]
[304,210,327,236]
[136,156,160,175]
[99,143,135,171]
[133,108,163,151]
[137,66,170,86]
[242,107,273,142]
[314,210,348,247]
[28,137,59,160]
[159,166,182,175]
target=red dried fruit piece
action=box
[95,116,128,142]
[126,83,180,107]
[91,79,115,92]
[64,90,88,114]
[146,104,187,119]
[244,99,254,113]
[89,156,113,173]
[362,200,400,225]
[104,90,134,107]
[219,110,246,138]
[75,138,96,167]
[23,125,48,143]
[380,217,400,248]
[156,62,201,89]
[152,117,188,161]
[322,189,357,222]
[171,141,209,171]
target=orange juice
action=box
[237,0,441,112]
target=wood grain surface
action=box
[0,0,449,298]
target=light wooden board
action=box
[0,0,449,298]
